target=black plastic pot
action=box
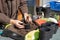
[1,29,24,40]
[40,27,53,40]
[51,23,58,34]
[41,22,58,34]
[25,23,30,29]
[39,22,59,40]
[45,22,58,34]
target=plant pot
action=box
[51,24,58,34]
[41,22,58,34]
[1,29,24,40]
[40,27,53,40]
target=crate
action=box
[50,1,60,11]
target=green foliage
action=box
[54,15,59,20]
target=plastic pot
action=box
[41,22,58,34]
[1,29,24,40]
[40,27,53,40]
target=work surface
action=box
[0,27,60,40]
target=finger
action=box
[29,18,32,22]
[28,17,32,22]
[25,16,31,21]
[24,15,27,20]
[19,26,24,28]
[16,24,24,28]
[17,25,24,28]
[18,21,23,24]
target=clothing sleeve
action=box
[0,13,10,24]
[0,0,10,24]
[19,0,28,14]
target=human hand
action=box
[24,13,32,22]
[10,19,24,29]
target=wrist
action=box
[10,19,15,24]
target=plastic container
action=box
[40,27,53,40]
[39,22,58,40]
[50,1,60,11]
[1,29,24,40]
[41,22,58,34]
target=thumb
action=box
[18,21,23,24]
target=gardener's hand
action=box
[24,13,32,22]
[10,19,24,29]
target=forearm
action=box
[0,13,10,24]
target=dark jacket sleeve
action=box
[0,13,10,24]
[0,0,10,24]
[19,0,28,14]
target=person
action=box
[0,0,32,28]
[0,0,32,40]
